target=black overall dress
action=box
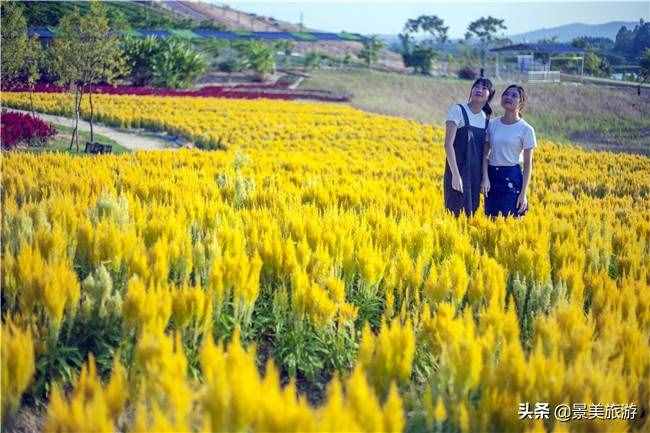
[444,104,488,216]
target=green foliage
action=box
[194,38,229,59]
[50,0,129,147]
[290,32,317,42]
[614,19,650,61]
[0,1,29,84]
[169,29,201,41]
[403,15,449,44]
[403,46,438,75]
[572,36,614,52]
[399,15,448,74]
[583,51,611,77]
[121,36,159,86]
[464,16,507,44]
[122,36,207,88]
[640,48,650,82]
[50,1,128,87]
[338,31,363,42]
[236,40,276,79]
[197,19,226,31]
[275,40,295,56]
[151,39,207,88]
[359,35,385,67]
[304,52,323,70]
[21,0,193,30]
[508,274,567,351]
[33,337,83,398]
[464,16,507,65]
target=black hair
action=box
[469,77,495,118]
[502,84,527,115]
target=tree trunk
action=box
[76,87,83,152]
[89,85,94,143]
[29,86,35,118]
[69,87,79,150]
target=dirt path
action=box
[6,109,183,151]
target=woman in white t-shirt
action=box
[443,77,495,216]
[481,84,537,218]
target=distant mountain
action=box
[509,21,639,43]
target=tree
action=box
[403,46,437,75]
[274,40,295,67]
[24,36,44,117]
[0,1,28,85]
[631,19,650,59]
[636,48,650,96]
[464,16,507,66]
[304,52,322,70]
[51,0,129,150]
[404,15,449,47]
[151,38,207,87]
[0,2,43,115]
[122,36,160,86]
[123,36,208,87]
[236,40,275,81]
[359,35,384,67]
[583,51,610,77]
[614,20,650,60]
[399,15,448,74]
[572,36,614,52]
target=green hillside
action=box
[20,1,198,29]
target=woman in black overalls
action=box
[443,78,495,216]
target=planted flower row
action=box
[1,110,56,150]
[2,82,349,102]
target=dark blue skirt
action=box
[485,164,527,218]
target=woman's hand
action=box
[481,177,490,196]
[451,173,463,193]
[516,191,528,214]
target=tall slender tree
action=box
[1,1,28,85]
[359,35,384,67]
[399,15,448,75]
[1,2,43,116]
[465,16,507,67]
[51,0,129,150]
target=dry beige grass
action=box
[301,69,650,154]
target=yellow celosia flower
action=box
[1,319,35,422]
[43,355,125,433]
[358,318,415,395]
[1,91,648,433]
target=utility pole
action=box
[300,11,304,31]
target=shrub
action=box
[403,46,437,75]
[235,41,276,81]
[457,66,477,80]
[304,52,322,70]
[122,36,207,88]
[0,110,56,150]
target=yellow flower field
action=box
[1,92,649,432]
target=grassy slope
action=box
[301,69,650,154]
[21,1,194,29]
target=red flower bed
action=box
[1,82,349,102]
[1,110,57,150]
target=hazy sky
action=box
[210,1,649,37]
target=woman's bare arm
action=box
[481,134,491,195]
[517,148,533,213]
[444,121,460,178]
[521,148,533,193]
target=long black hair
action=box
[468,77,495,118]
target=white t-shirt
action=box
[446,103,487,129]
[487,116,536,166]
